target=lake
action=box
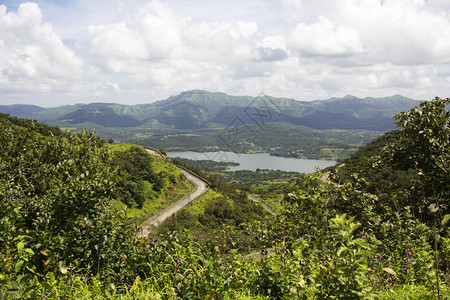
[167,151,336,173]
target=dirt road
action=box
[144,148,165,159]
[136,150,209,238]
[247,195,277,216]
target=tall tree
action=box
[384,97,449,220]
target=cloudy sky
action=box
[1,0,450,107]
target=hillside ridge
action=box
[0,90,419,131]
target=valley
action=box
[0,97,448,299]
[0,90,418,161]
[2,0,449,297]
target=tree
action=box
[384,97,449,220]
[381,97,449,299]
[0,122,122,280]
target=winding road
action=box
[247,195,277,216]
[136,149,210,238]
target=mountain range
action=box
[0,90,419,132]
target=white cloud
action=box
[1,0,450,106]
[182,20,260,61]
[0,3,83,94]
[363,0,450,65]
[288,16,365,57]
[84,2,289,93]
[265,0,302,10]
[298,0,450,65]
[88,23,148,62]
[85,1,183,74]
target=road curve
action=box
[136,150,210,238]
[247,195,277,216]
[144,148,165,159]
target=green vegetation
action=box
[159,180,267,236]
[0,90,419,160]
[0,97,448,299]
[166,160,302,216]
[49,91,417,132]
[107,144,193,222]
[222,169,302,186]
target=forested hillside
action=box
[0,98,448,299]
[0,91,418,131]
[0,91,419,161]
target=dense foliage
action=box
[331,97,449,225]
[111,146,167,208]
[159,190,266,235]
[0,115,125,296]
[106,144,192,223]
[0,98,448,299]
[383,97,449,222]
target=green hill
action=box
[59,91,417,130]
[0,91,421,160]
[0,104,45,118]
[63,106,143,127]
[1,90,418,131]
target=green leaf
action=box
[17,242,25,251]
[442,214,450,226]
[15,260,24,273]
[337,246,348,257]
[134,275,141,286]
[382,267,396,276]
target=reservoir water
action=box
[167,151,336,173]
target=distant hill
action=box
[0,90,419,131]
[0,104,45,118]
[63,106,143,127]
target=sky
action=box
[1,0,450,107]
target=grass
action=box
[29,275,275,300]
[182,189,222,217]
[374,284,447,299]
[121,174,194,226]
[26,267,444,300]
[258,195,284,215]
[247,180,296,215]
[106,142,137,153]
